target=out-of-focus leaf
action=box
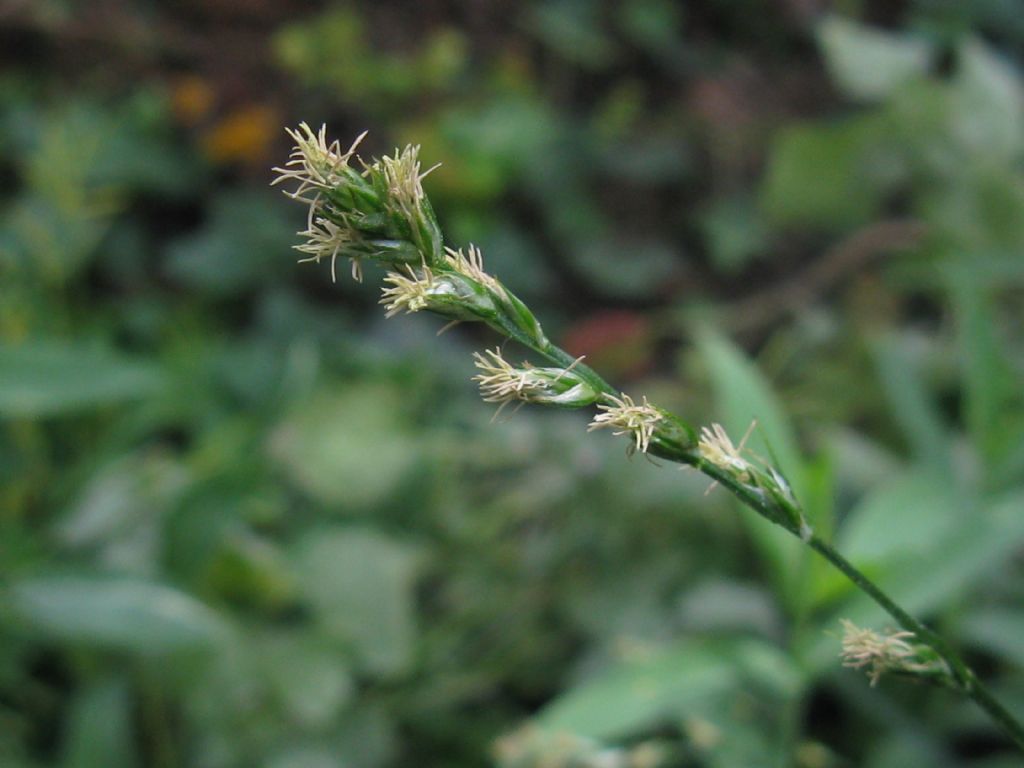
[812,468,959,606]
[838,469,959,563]
[961,609,1024,670]
[294,527,419,677]
[528,1,618,69]
[922,171,1024,254]
[760,117,891,229]
[0,342,163,417]
[599,136,690,183]
[7,576,228,654]
[953,281,1023,473]
[274,7,461,108]
[273,8,416,105]
[165,190,294,295]
[807,489,1024,669]
[57,453,185,548]
[269,384,421,510]
[818,16,932,101]
[334,705,398,768]
[536,638,800,740]
[263,635,354,729]
[436,98,561,201]
[417,28,469,90]
[570,239,679,299]
[676,579,781,638]
[826,426,901,493]
[863,733,949,768]
[617,0,683,55]
[3,196,111,283]
[56,453,186,577]
[61,679,137,768]
[93,112,203,198]
[265,746,342,768]
[872,334,950,470]
[951,38,1024,163]
[697,331,806,602]
[699,196,767,273]
[205,528,297,609]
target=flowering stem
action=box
[275,125,1024,753]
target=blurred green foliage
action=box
[2,2,1024,767]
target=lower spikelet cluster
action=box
[444,245,503,296]
[379,265,436,318]
[839,619,934,686]
[588,393,663,453]
[697,422,756,480]
[294,216,357,282]
[472,348,547,405]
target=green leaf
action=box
[872,335,950,470]
[269,384,421,510]
[697,330,806,602]
[698,332,804,500]
[568,239,680,299]
[165,191,294,296]
[528,1,618,69]
[61,679,138,768]
[7,575,228,654]
[812,468,959,606]
[56,453,185,556]
[760,116,890,229]
[961,609,1024,669]
[839,469,959,563]
[265,746,342,768]
[951,38,1024,163]
[262,634,354,729]
[294,527,420,677]
[953,281,1022,471]
[536,638,800,741]
[862,733,948,768]
[0,341,163,417]
[617,0,683,55]
[699,196,767,274]
[818,16,932,102]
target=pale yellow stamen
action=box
[271,123,365,203]
[376,145,438,219]
[294,216,360,282]
[379,265,436,317]
[839,619,934,686]
[472,348,547,405]
[588,393,662,453]
[444,245,503,295]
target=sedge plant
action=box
[273,123,1024,752]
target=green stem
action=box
[536,339,616,398]
[492,310,618,400]
[807,535,1024,752]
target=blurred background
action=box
[2,1,1024,766]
